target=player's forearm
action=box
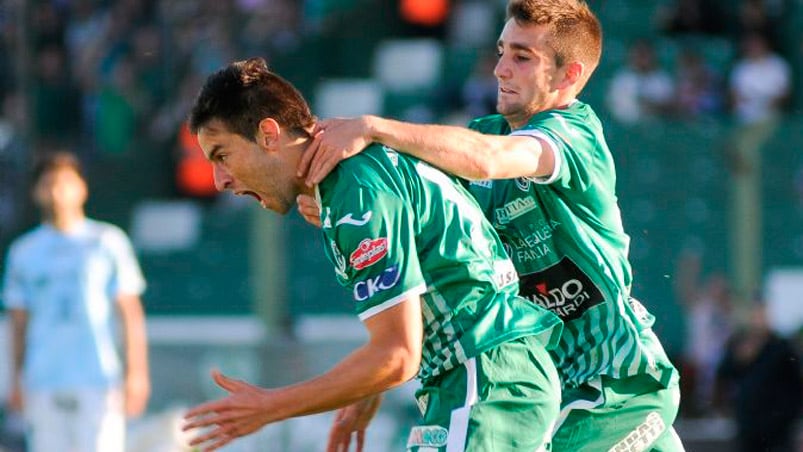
[366,116,544,180]
[267,340,419,421]
[118,295,149,379]
[9,310,27,379]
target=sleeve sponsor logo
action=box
[335,211,373,227]
[518,256,604,321]
[354,265,401,301]
[349,237,388,270]
[495,196,537,225]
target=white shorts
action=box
[25,387,124,452]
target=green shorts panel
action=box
[408,335,560,452]
[552,375,684,452]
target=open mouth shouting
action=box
[237,190,266,208]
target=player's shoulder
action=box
[83,218,133,247]
[6,225,48,258]
[323,144,405,194]
[468,114,508,134]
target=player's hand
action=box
[183,370,275,451]
[8,378,23,412]
[297,194,322,228]
[327,394,383,452]
[125,371,151,417]
[297,117,372,186]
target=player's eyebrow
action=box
[206,144,223,161]
[497,39,535,54]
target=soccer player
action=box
[181,57,563,452]
[2,152,150,452]
[297,0,683,450]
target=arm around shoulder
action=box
[366,115,556,180]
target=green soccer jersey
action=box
[316,144,562,383]
[466,101,677,390]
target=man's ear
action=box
[256,118,281,150]
[557,61,584,90]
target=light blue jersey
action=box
[2,219,145,390]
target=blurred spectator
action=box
[31,45,81,150]
[656,0,729,37]
[236,0,300,56]
[93,55,147,156]
[607,39,675,124]
[686,281,734,413]
[725,32,791,302]
[31,2,65,50]
[728,33,791,130]
[673,47,724,118]
[734,0,787,52]
[714,300,803,452]
[0,92,30,237]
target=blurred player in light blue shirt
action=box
[2,151,149,452]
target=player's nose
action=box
[213,165,232,191]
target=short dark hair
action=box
[32,151,85,185]
[188,57,315,140]
[507,0,602,78]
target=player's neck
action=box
[47,209,86,232]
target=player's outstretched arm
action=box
[298,116,555,185]
[183,296,422,451]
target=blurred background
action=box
[0,0,801,450]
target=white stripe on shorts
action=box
[446,357,478,452]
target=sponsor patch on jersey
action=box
[518,257,604,321]
[349,237,388,270]
[407,425,448,448]
[353,265,401,301]
[495,196,537,225]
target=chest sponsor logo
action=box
[354,265,401,301]
[519,256,604,321]
[349,237,388,270]
[495,196,537,225]
[335,211,373,227]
